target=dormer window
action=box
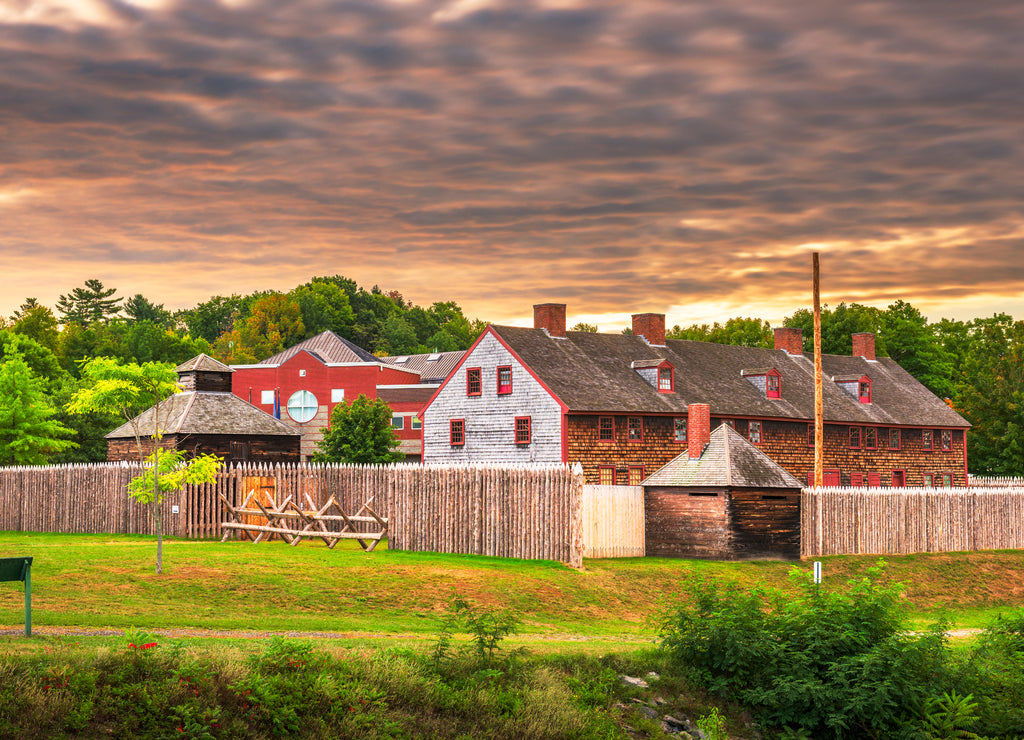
[833,374,872,403]
[631,359,674,393]
[658,366,673,392]
[741,367,781,399]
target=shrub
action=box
[659,562,954,739]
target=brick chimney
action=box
[688,403,711,459]
[632,313,666,346]
[852,332,876,360]
[774,327,803,356]
[534,303,566,338]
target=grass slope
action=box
[2,532,1024,637]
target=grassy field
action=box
[2,532,1024,640]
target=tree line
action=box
[1,278,1021,475]
[0,276,483,464]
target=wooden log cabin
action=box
[642,406,803,559]
[421,303,971,489]
[106,354,300,463]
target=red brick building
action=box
[421,304,970,487]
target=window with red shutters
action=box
[658,366,674,392]
[497,366,512,394]
[466,368,482,396]
[867,472,881,487]
[628,466,645,485]
[450,419,465,446]
[859,378,872,403]
[892,470,906,487]
[865,427,877,450]
[766,371,781,399]
[851,472,865,486]
[515,416,531,445]
[598,466,614,485]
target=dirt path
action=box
[0,625,655,642]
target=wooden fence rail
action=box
[0,462,584,566]
[801,486,1024,557]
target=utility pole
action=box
[813,252,823,487]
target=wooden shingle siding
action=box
[423,333,563,464]
[569,415,685,484]
[569,415,966,487]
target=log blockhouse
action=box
[106,354,300,463]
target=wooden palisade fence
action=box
[801,486,1024,557]
[580,485,645,558]
[0,462,584,567]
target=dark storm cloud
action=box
[2,0,1024,325]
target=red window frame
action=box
[658,366,674,392]
[466,367,482,396]
[941,430,952,451]
[598,466,615,486]
[450,419,465,446]
[923,473,935,487]
[766,370,781,399]
[598,416,614,443]
[674,417,687,443]
[627,417,643,442]
[865,427,877,450]
[942,473,953,487]
[514,416,531,445]
[496,365,513,395]
[892,469,906,487]
[859,378,872,403]
[867,472,881,487]
[850,472,865,486]
[824,469,840,486]
[849,426,862,449]
[922,429,933,451]
[888,428,901,450]
[628,466,645,485]
[749,420,762,445]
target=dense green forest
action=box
[1,276,1021,475]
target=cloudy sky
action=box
[2,0,1022,330]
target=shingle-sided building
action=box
[421,304,971,487]
[106,354,300,462]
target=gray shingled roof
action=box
[377,385,436,405]
[106,392,299,439]
[643,424,803,488]
[258,331,378,365]
[490,325,969,428]
[380,350,465,383]
[176,354,233,373]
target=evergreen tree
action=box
[56,279,123,325]
[124,294,172,327]
[312,395,404,464]
[0,349,77,465]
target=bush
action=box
[659,562,954,739]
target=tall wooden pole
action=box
[813,252,824,487]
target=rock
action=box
[653,695,666,706]
[646,671,661,680]
[620,674,649,688]
[638,705,659,720]
[663,715,690,731]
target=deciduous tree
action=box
[312,394,404,464]
[0,349,77,465]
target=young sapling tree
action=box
[67,357,221,573]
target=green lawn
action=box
[2,532,1024,640]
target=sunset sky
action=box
[2,0,1022,331]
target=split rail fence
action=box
[0,462,584,567]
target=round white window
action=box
[286,390,318,423]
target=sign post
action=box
[0,557,32,636]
